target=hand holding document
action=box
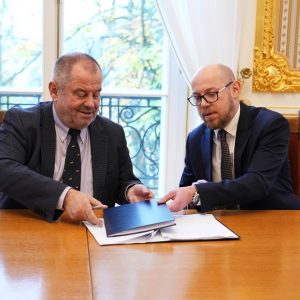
[84,213,239,246]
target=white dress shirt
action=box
[212,105,240,182]
[52,105,93,209]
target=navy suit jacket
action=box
[0,102,141,221]
[180,102,300,210]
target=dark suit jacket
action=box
[180,102,300,210]
[0,102,141,221]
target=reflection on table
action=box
[0,210,91,299]
[1,209,300,299]
[88,210,300,299]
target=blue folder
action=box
[103,199,175,237]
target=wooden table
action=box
[88,210,300,300]
[1,210,300,299]
[0,210,92,299]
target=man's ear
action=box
[49,81,59,101]
[232,80,241,97]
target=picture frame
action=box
[253,0,300,92]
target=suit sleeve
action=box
[180,132,198,186]
[194,113,293,210]
[0,108,67,221]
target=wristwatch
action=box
[192,183,201,207]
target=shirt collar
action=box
[214,103,241,139]
[52,104,88,144]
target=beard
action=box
[199,98,238,130]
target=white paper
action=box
[160,214,238,240]
[83,221,155,245]
[84,213,239,246]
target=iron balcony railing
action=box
[0,92,161,196]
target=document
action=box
[103,199,175,237]
[84,213,239,246]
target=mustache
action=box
[200,110,215,116]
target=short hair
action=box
[52,52,102,88]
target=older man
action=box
[0,53,153,223]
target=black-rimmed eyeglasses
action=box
[187,81,233,106]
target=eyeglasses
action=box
[187,81,233,106]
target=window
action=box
[62,0,164,91]
[62,0,165,194]
[0,0,43,107]
[0,0,187,196]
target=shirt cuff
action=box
[124,184,137,202]
[56,186,72,210]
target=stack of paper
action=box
[84,214,239,246]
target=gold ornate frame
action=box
[253,0,300,92]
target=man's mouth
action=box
[79,111,94,116]
[202,112,216,120]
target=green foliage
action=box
[0,0,164,91]
[0,0,42,88]
[63,0,164,90]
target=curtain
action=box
[156,0,245,129]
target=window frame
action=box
[43,0,189,196]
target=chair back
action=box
[285,113,300,197]
[0,110,6,125]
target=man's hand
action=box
[157,180,207,212]
[127,184,154,203]
[157,185,196,212]
[63,189,107,225]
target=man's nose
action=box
[199,98,210,108]
[84,94,97,107]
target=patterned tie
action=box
[218,129,233,180]
[63,128,81,190]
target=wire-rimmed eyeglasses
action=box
[187,81,233,106]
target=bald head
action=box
[191,64,236,88]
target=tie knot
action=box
[68,128,81,138]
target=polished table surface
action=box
[1,210,300,299]
[0,210,92,299]
[88,210,300,300]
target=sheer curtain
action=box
[156,0,245,130]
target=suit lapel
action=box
[234,103,253,177]
[40,102,56,178]
[89,118,108,199]
[201,127,213,180]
